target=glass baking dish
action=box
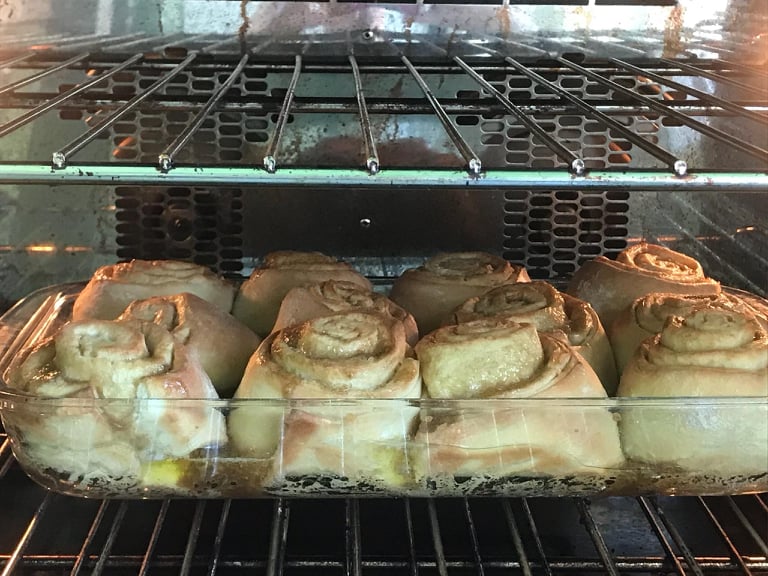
[0,285,766,499]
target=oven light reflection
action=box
[112,136,136,159]
[10,244,94,254]
[25,244,56,253]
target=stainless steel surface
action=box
[0,1,766,61]
[3,167,768,188]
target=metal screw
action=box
[360,218,372,229]
[158,154,172,172]
[362,30,375,41]
[571,158,586,176]
[51,152,66,169]
[674,160,688,177]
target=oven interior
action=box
[0,0,767,573]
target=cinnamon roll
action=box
[119,293,261,396]
[610,291,768,374]
[273,280,418,346]
[390,252,530,335]
[618,308,768,475]
[73,260,236,321]
[232,251,372,336]
[447,282,618,394]
[229,311,420,487]
[412,319,624,481]
[5,319,227,483]
[567,243,720,329]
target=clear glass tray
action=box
[0,285,766,499]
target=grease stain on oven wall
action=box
[239,0,251,52]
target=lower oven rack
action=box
[1,445,767,576]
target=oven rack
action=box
[0,33,766,190]
[1,431,766,576]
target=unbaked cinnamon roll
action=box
[609,291,768,374]
[412,319,624,481]
[390,252,530,335]
[6,319,227,482]
[447,282,618,394]
[119,293,261,396]
[232,251,372,336]
[618,308,768,475]
[229,311,421,487]
[273,280,418,346]
[567,243,720,329]
[73,260,236,321]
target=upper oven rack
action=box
[0,31,766,191]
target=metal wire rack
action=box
[1,434,767,576]
[1,32,764,292]
[0,33,766,190]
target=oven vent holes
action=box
[470,73,671,169]
[503,189,630,279]
[114,187,244,276]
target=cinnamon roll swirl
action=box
[390,252,530,335]
[232,251,372,336]
[273,280,418,346]
[120,293,261,396]
[610,291,768,374]
[618,308,768,474]
[229,311,420,486]
[73,260,236,321]
[412,319,624,480]
[567,243,720,329]
[447,282,618,394]
[6,319,227,482]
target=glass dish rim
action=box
[1,387,766,409]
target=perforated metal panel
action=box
[62,61,679,274]
[470,69,678,170]
[62,66,273,165]
[0,47,766,298]
[115,187,244,275]
[504,189,629,279]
